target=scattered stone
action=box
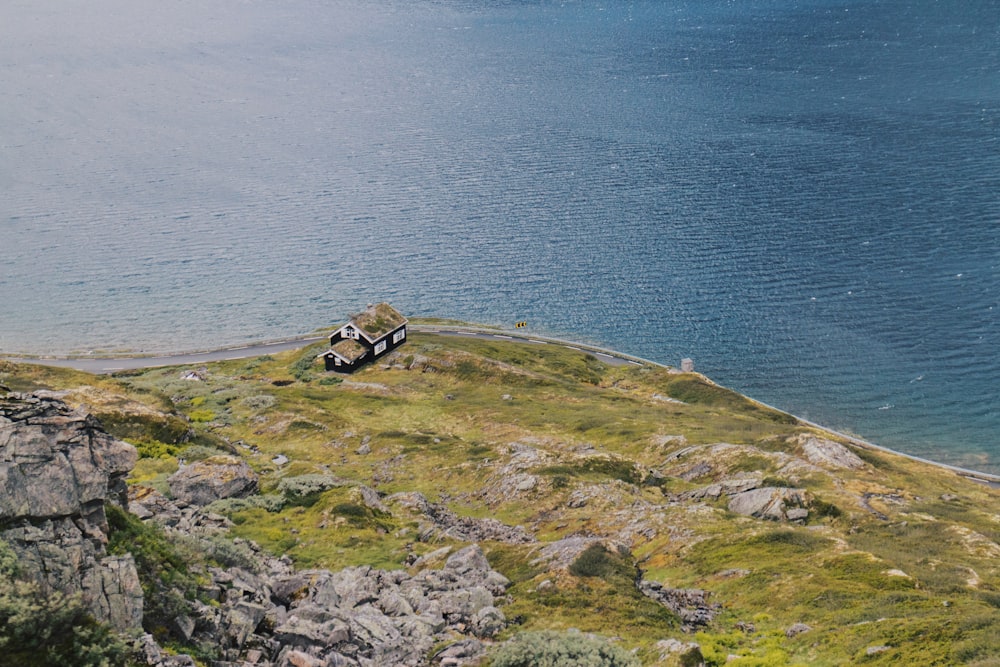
[501,394,513,401]
[785,623,812,638]
[716,569,750,579]
[858,492,905,521]
[941,493,959,502]
[281,650,326,667]
[389,492,534,544]
[866,645,891,656]
[786,508,810,522]
[130,486,183,525]
[272,454,289,466]
[638,580,720,632]
[434,638,487,666]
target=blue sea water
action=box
[2,0,998,470]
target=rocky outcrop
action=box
[158,540,508,666]
[128,481,511,666]
[682,476,761,501]
[0,391,143,631]
[129,485,233,534]
[390,491,534,544]
[530,536,611,570]
[638,580,720,632]
[727,487,809,521]
[795,435,865,470]
[1,392,511,665]
[168,455,259,506]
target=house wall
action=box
[325,324,406,372]
[372,324,407,359]
[324,354,361,373]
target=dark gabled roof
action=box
[350,303,407,340]
[330,338,368,362]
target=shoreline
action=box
[5,323,999,485]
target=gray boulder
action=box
[728,487,808,521]
[445,544,492,574]
[168,455,259,506]
[471,606,506,638]
[797,435,865,470]
[435,638,487,666]
[275,615,350,648]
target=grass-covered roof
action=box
[350,303,407,339]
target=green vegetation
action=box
[490,630,640,667]
[0,540,129,667]
[569,544,637,581]
[5,331,1000,666]
[105,504,208,654]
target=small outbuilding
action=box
[322,303,408,373]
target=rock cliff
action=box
[0,391,143,632]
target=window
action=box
[392,328,406,344]
[342,326,357,340]
[374,340,386,355]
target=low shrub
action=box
[241,394,276,410]
[180,444,227,461]
[536,457,641,486]
[105,504,207,649]
[131,437,182,460]
[569,544,636,582]
[208,494,286,514]
[0,540,129,667]
[290,349,320,382]
[491,630,639,667]
[810,498,842,518]
[278,474,345,508]
[188,408,215,423]
[277,474,344,497]
[202,535,259,570]
[94,410,191,445]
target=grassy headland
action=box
[2,331,999,665]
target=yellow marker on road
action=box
[515,321,527,329]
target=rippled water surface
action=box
[2,0,998,470]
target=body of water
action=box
[2,0,998,471]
